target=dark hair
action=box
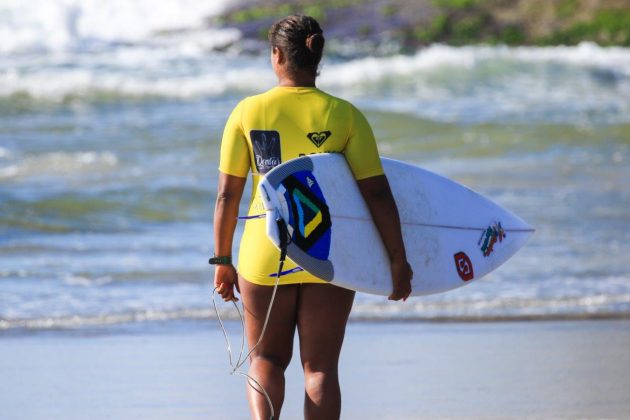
[268,15,325,76]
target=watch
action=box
[208,255,232,265]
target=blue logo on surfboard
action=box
[281,171,331,261]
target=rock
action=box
[209,0,630,54]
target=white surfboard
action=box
[258,153,534,296]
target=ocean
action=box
[1,0,629,332]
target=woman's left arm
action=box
[213,172,247,302]
[357,175,413,301]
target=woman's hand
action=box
[388,258,413,301]
[214,264,240,302]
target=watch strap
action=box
[209,255,232,265]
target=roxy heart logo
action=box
[306,131,331,148]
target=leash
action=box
[212,216,290,420]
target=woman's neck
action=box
[277,70,316,88]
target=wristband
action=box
[209,255,232,265]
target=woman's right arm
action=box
[344,104,413,301]
[213,172,247,302]
[357,175,413,301]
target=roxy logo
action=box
[306,131,331,148]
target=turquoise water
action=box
[1,1,629,331]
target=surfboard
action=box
[258,153,534,296]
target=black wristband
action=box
[209,255,232,265]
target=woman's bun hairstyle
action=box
[306,33,324,53]
[269,15,325,76]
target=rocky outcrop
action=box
[210,0,630,54]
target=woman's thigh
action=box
[238,277,299,366]
[297,283,355,369]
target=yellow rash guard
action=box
[219,86,383,285]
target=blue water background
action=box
[1,0,629,331]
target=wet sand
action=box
[1,319,629,419]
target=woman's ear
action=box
[273,46,285,65]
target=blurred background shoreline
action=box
[1,0,629,333]
[216,0,630,53]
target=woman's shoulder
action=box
[234,88,279,109]
[314,88,348,103]
[228,93,265,117]
[313,89,359,116]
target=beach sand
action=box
[1,319,629,419]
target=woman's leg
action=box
[297,283,355,420]
[239,277,299,420]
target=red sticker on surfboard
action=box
[454,252,474,281]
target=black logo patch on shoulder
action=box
[251,130,281,174]
[306,131,332,148]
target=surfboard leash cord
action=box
[211,216,290,420]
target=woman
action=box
[213,15,413,420]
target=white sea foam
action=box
[2,0,630,121]
[319,43,630,123]
[321,42,630,84]
[0,65,264,100]
[0,147,13,159]
[0,0,239,54]
[63,274,113,287]
[0,151,119,180]
[2,40,629,123]
[0,308,217,331]
[351,291,630,320]
[2,292,628,331]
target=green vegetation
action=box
[541,10,630,46]
[432,0,480,9]
[420,1,630,46]
[215,0,630,49]
[303,5,327,21]
[497,26,526,46]
[221,4,292,25]
[359,23,373,37]
[380,4,397,17]
[414,13,448,43]
[557,0,579,19]
[450,15,487,45]
[218,0,362,27]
